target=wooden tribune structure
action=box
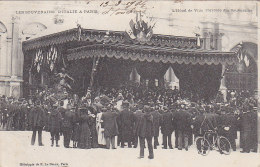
[22,27,238,100]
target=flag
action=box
[127,19,137,39]
[244,55,250,67]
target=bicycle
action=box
[195,129,231,156]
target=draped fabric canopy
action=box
[22,28,238,100]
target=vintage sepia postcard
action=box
[0,1,259,167]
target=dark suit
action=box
[133,110,144,148]
[136,112,154,158]
[119,109,134,147]
[62,109,74,148]
[176,109,192,150]
[217,112,238,151]
[161,111,174,149]
[30,105,46,146]
[101,110,119,149]
[151,109,161,148]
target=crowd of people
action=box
[0,85,258,159]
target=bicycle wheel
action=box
[217,136,231,155]
[195,137,210,156]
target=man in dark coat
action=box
[151,106,161,149]
[161,107,174,149]
[47,103,62,147]
[133,104,144,148]
[61,106,74,148]
[71,108,80,148]
[136,105,154,159]
[240,98,257,153]
[101,105,119,149]
[119,101,134,148]
[19,101,28,131]
[30,101,46,146]
[176,104,192,151]
[217,106,238,151]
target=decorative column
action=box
[9,16,23,98]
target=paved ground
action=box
[0,131,259,167]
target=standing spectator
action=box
[150,103,161,149]
[30,100,46,146]
[101,104,119,149]
[61,105,74,148]
[161,106,174,149]
[96,108,106,147]
[47,103,62,147]
[176,103,192,151]
[217,106,238,151]
[136,105,154,159]
[71,108,80,148]
[133,104,144,148]
[78,107,91,149]
[119,101,134,148]
[87,106,99,148]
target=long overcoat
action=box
[101,111,119,138]
[161,111,174,135]
[30,105,46,128]
[119,109,134,141]
[136,113,154,138]
[78,112,91,149]
[47,108,62,133]
[151,110,161,137]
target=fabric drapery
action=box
[172,63,222,101]
[135,61,169,80]
[95,58,134,88]
[67,58,93,95]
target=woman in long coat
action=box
[78,108,91,149]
